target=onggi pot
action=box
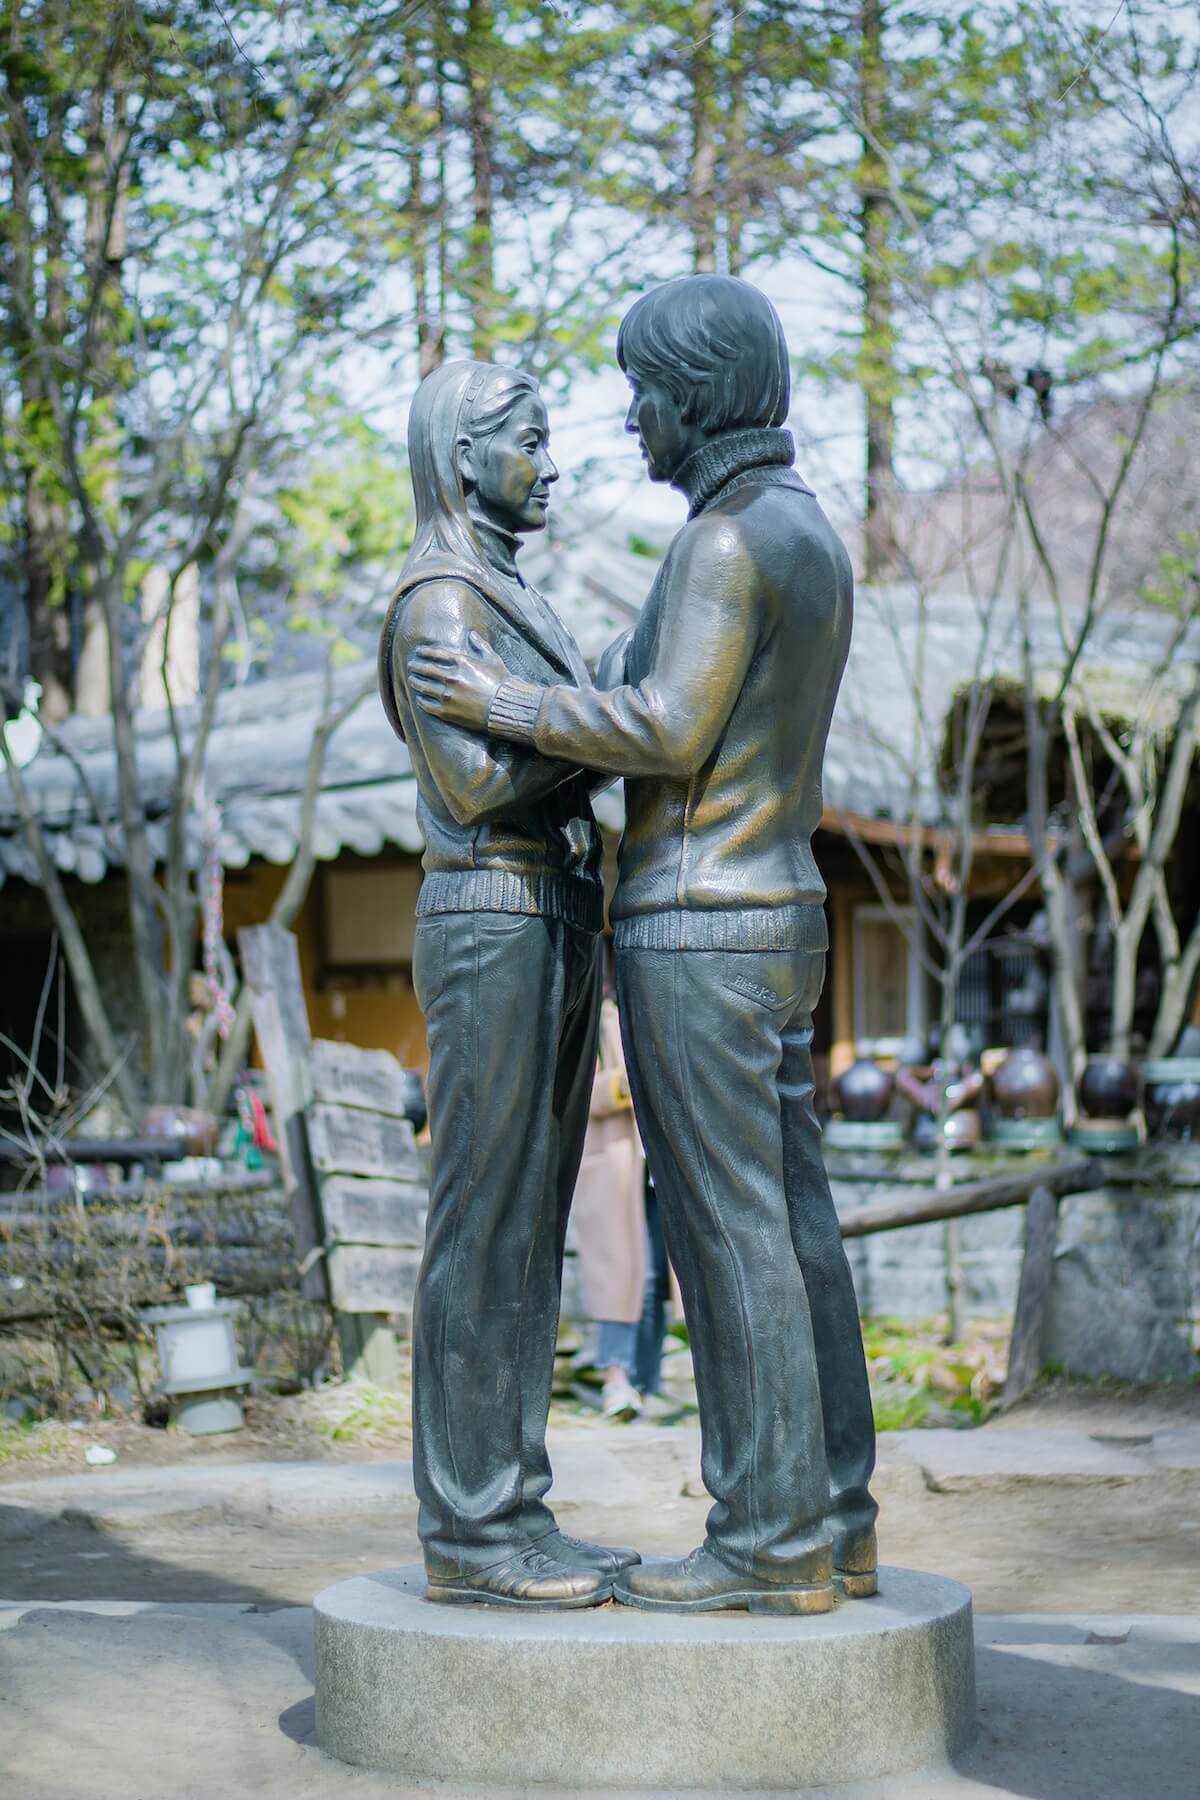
[833,1059,894,1123]
[1141,1059,1200,1142]
[990,1048,1059,1120]
[1078,1055,1139,1122]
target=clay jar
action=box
[1078,1055,1139,1122]
[143,1105,220,1157]
[833,1059,894,1123]
[990,1048,1059,1120]
[1142,1060,1200,1141]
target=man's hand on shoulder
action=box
[410,630,512,731]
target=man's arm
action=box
[424,519,761,780]
[394,580,577,827]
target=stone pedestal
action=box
[314,1564,976,1789]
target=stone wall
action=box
[827,1147,1031,1322]
[1045,1145,1200,1381]
[826,1142,1200,1381]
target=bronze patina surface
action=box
[380,360,630,1608]
[411,277,878,1612]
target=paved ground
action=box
[4,1417,1199,1614]
[2,1597,1197,1799]
[3,1405,1199,1796]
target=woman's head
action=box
[457,372,558,536]
[404,361,556,573]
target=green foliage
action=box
[863,1318,998,1430]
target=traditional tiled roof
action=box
[1,528,1196,887]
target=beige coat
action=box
[572,999,645,1324]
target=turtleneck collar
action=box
[671,427,795,518]
[470,514,524,583]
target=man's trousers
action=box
[411,911,601,1577]
[616,940,877,1583]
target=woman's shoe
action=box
[601,1375,643,1421]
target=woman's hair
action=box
[616,275,790,435]
[402,360,540,573]
[378,360,541,742]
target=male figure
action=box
[411,277,878,1614]
[381,359,634,1608]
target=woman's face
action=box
[462,393,558,534]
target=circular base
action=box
[172,1392,245,1435]
[823,1118,906,1149]
[989,1116,1062,1148]
[1068,1120,1139,1154]
[314,1564,976,1789]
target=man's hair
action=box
[616,275,790,435]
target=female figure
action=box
[379,360,633,1607]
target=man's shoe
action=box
[537,1529,641,1576]
[425,1544,613,1610]
[832,1524,878,1598]
[614,1543,834,1615]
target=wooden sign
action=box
[239,923,326,1301]
[327,1244,422,1316]
[309,1040,413,1119]
[306,1104,420,1181]
[321,1175,427,1248]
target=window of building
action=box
[852,903,926,1058]
[321,863,422,976]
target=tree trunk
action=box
[464,0,496,360]
[406,26,444,377]
[7,19,73,721]
[1150,915,1200,1056]
[723,5,747,276]
[688,1,719,273]
[859,0,898,583]
[76,71,132,718]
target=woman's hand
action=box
[409,631,510,729]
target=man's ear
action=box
[456,433,478,491]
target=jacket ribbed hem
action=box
[417,869,603,932]
[613,905,828,953]
[488,678,542,742]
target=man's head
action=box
[616,275,790,483]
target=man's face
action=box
[463,394,558,534]
[624,371,697,483]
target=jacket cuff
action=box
[488,677,543,743]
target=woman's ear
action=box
[455,433,478,492]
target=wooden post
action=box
[1003,1184,1059,1405]
[237,924,328,1302]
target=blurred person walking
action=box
[574,986,669,1419]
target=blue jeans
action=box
[595,1178,668,1393]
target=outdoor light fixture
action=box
[143,1284,253,1435]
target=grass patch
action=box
[864,1317,1002,1430]
[316,1379,412,1446]
[0,1416,79,1469]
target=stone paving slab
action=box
[901,1423,1200,1490]
[0,1598,1196,1798]
[3,1421,1197,1537]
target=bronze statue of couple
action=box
[379,275,878,1615]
